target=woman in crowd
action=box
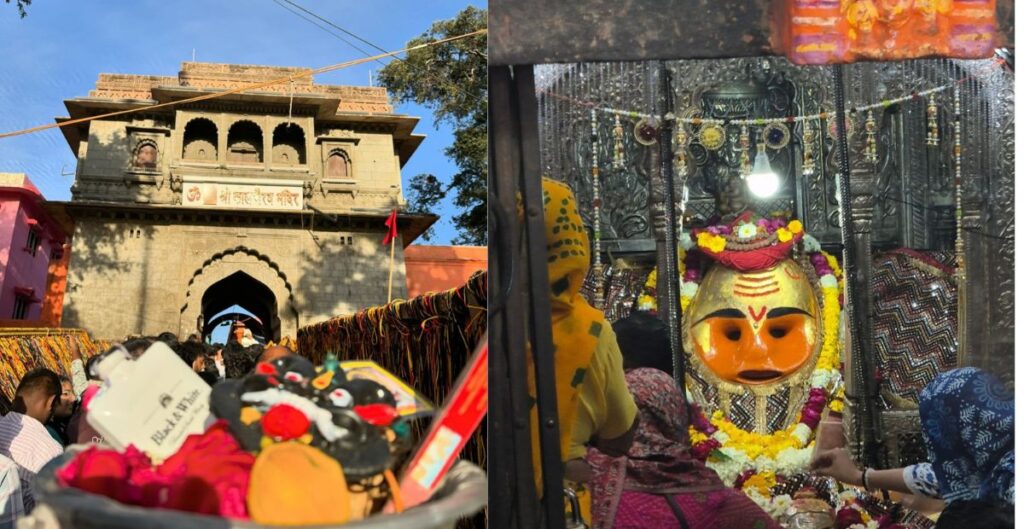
[812,367,1013,526]
[527,178,638,525]
[587,312,781,529]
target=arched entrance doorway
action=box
[199,271,280,343]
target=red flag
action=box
[382,209,399,245]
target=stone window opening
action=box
[182,118,218,161]
[133,141,158,169]
[24,228,40,257]
[227,121,263,163]
[12,296,29,320]
[326,150,351,178]
[272,123,306,165]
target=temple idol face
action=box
[687,259,821,385]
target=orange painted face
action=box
[687,260,821,385]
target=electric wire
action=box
[0,29,486,140]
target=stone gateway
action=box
[54,62,436,341]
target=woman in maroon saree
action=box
[586,312,780,529]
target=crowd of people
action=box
[0,325,293,528]
[536,178,1015,529]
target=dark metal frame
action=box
[488,65,567,529]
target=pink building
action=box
[0,173,68,322]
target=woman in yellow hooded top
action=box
[528,178,638,524]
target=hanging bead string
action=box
[537,59,1005,128]
[864,110,878,164]
[739,125,751,176]
[953,85,963,279]
[801,121,816,176]
[926,94,940,146]
[674,118,689,177]
[591,109,605,308]
[612,114,626,168]
[594,83,952,124]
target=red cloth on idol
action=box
[697,236,801,272]
[56,420,254,519]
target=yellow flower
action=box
[707,235,727,253]
[823,251,842,277]
[697,231,714,247]
[816,286,842,372]
[645,269,658,289]
[777,228,793,243]
[788,220,804,234]
[742,472,777,496]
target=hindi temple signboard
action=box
[181,177,303,211]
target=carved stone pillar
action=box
[835,64,881,465]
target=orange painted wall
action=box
[40,243,71,327]
[404,245,487,298]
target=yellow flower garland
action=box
[696,232,727,253]
[741,471,778,497]
[636,251,689,312]
[711,411,805,460]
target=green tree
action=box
[378,6,486,245]
[5,0,31,17]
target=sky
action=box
[0,0,483,245]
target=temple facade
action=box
[56,62,435,341]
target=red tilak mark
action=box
[784,266,801,280]
[748,306,767,323]
[735,288,781,298]
[735,281,779,290]
[738,275,775,284]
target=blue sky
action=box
[0,0,483,245]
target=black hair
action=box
[172,341,206,366]
[84,355,103,381]
[244,344,264,362]
[156,332,178,346]
[611,311,674,376]
[123,337,155,359]
[16,368,62,402]
[197,356,220,386]
[936,500,1014,529]
[223,342,257,379]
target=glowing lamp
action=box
[747,143,779,198]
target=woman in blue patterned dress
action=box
[811,368,1013,514]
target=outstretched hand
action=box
[70,336,82,361]
[810,447,861,486]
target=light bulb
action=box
[747,143,779,198]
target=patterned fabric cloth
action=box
[613,489,781,529]
[70,359,88,399]
[0,412,63,512]
[918,367,1014,505]
[0,455,24,529]
[903,462,941,499]
[588,368,777,529]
